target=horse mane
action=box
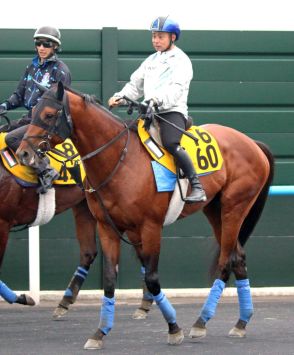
[63,85,135,126]
[64,85,101,105]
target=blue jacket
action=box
[4,54,71,117]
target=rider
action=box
[0,26,71,194]
[108,16,206,203]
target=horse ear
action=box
[32,79,48,92]
[56,81,64,101]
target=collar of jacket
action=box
[32,54,58,68]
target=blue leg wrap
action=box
[0,280,18,304]
[63,266,88,298]
[140,266,153,301]
[64,288,73,297]
[236,279,253,323]
[200,279,225,322]
[74,266,88,280]
[98,296,115,335]
[153,291,176,324]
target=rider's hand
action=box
[0,103,7,115]
[108,96,125,108]
[145,97,162,109]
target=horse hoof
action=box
[189,326,207,339]
[132,308,148,319]
[228,326,246,338]
[16,294,35,306]
[84,338,103,350]
[168,329,184,345]
[52,306,68,320]
[24,295,36,306]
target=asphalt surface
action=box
[1,296,294,355]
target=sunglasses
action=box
[34,40,54,48]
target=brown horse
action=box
[17,82,274,350]
[0,151,98,316]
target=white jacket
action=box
[114,46,193,118]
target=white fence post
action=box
[28,226,40,305]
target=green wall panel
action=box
[0,28,294,289]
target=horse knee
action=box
[145,272,160,296]
[81,251,97,267]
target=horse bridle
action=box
[23,91,73,157]
[24,88,139,246]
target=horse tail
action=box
[237,141,275,247]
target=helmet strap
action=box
[162,34,175,52]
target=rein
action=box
[29,87,141,246]
[83,126,130,192]
[81,123,142,247]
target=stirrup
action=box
[184,188,207,204]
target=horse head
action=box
[16,81,73,167]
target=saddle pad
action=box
[138,119,223,175]
[0,133,85,185]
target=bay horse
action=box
[0,146,98,316]
[17,82,274,350]
[0,135,150,320]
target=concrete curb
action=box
[2,287,294,302]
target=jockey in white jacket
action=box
[109,16,206,203]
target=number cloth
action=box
[137,119,223,175]
[0,133,85,185]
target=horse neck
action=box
[69,95,127,182]
[69,95,123,154]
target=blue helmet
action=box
[150,17,181,41]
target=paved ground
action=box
[1,296,294,355]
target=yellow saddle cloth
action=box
[0,133,85,185]
[138,119,223,175]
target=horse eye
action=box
[45,113,54,120]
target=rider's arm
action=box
[54,61,72,87]
[2,67,29,110]
[112,58,148,102]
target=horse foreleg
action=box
[84,224,120,350]
[228,245,253,338]
[53,265,90,319]
[144,253,184,345]
[53,201,97,320]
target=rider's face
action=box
[151,32,175,52]
[35,37,57,62]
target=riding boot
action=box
[35,156,60,194]
[173,146,207,203]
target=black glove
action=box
[0,104,7,115]
[141,102,154,130]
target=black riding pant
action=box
[158,112,187,155]
[158,111,198,179]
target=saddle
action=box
[0,133,85,187]
[137,118,223,176]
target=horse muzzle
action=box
[16,148,37,167]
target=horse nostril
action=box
[17,150,29,164]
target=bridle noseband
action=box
[23,90,73,156]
